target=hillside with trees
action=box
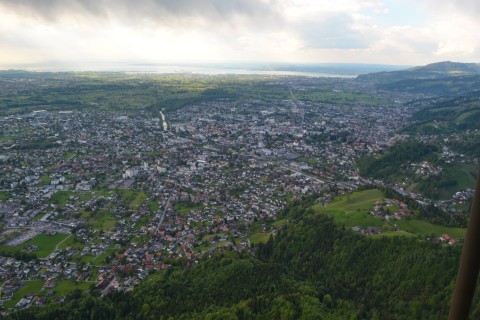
[8,196,477,320]
[356,61,480,96]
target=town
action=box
[0,75,475,311]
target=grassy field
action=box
[91,212,117,230]
[443,164,477,196]
[39,176,52,186]
[370,231,416,238]
[174,202,204,216]
[249,233,272,244]
[117,190,147,208]
[58,235,84,251]
[50,280,92,298]
[272,219,287,228]
[0,191,10,201]
[32,213,47,222]
[204,241,232,251]
[296,156,319,166]
[201,234,226,242]
[48,191,75,207]
[148,200,160,213]
[3,280,93,308]
[0,136,15,141]
[199,234,230,251]
[79,192,93,202]
[324,189,384,211]
[0,233,70,259]
[81,209,117,231]
[314,189,384,229]
[80,251,111,266]
[406,183,418,193]
[395,219,465,239]
[23,233,70,258]
[63,152,76,160]
[314,189,466,239]
[135,213,154,230]
[3,280,44,308]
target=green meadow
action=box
[314,189,385,229]
[248,233,272,245]
[1,233,70,259]
[3,280,92,308]
[3,280,44,308]
[314,189,466,239]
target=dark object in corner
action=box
[449,169,480,319]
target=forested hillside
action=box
[358,140,439,181]
[403,96,480,135]
[358,139,477,203]
[9,196,477,320]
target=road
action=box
[160,111,168,131]
[154,183,176,234]
[288,84,298,107]
[288,83,305,126]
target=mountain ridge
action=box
[357,61,480,83]
[356,61,480,95]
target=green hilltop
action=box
[357,61,480,83]
[356,61,480,96]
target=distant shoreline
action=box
[0,63,409,78]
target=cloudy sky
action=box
[0,0,479,68]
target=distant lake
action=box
[5,62,409,78]
[122,65,359,78]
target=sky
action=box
[0,0,480,69]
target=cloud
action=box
[0,0,280,28]
[431,16,479,57]
[428,0,480,16]
[1,0,480,67]
[418,1,480,59]
[295,14,372,49]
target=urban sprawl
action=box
[0,78,474,310]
